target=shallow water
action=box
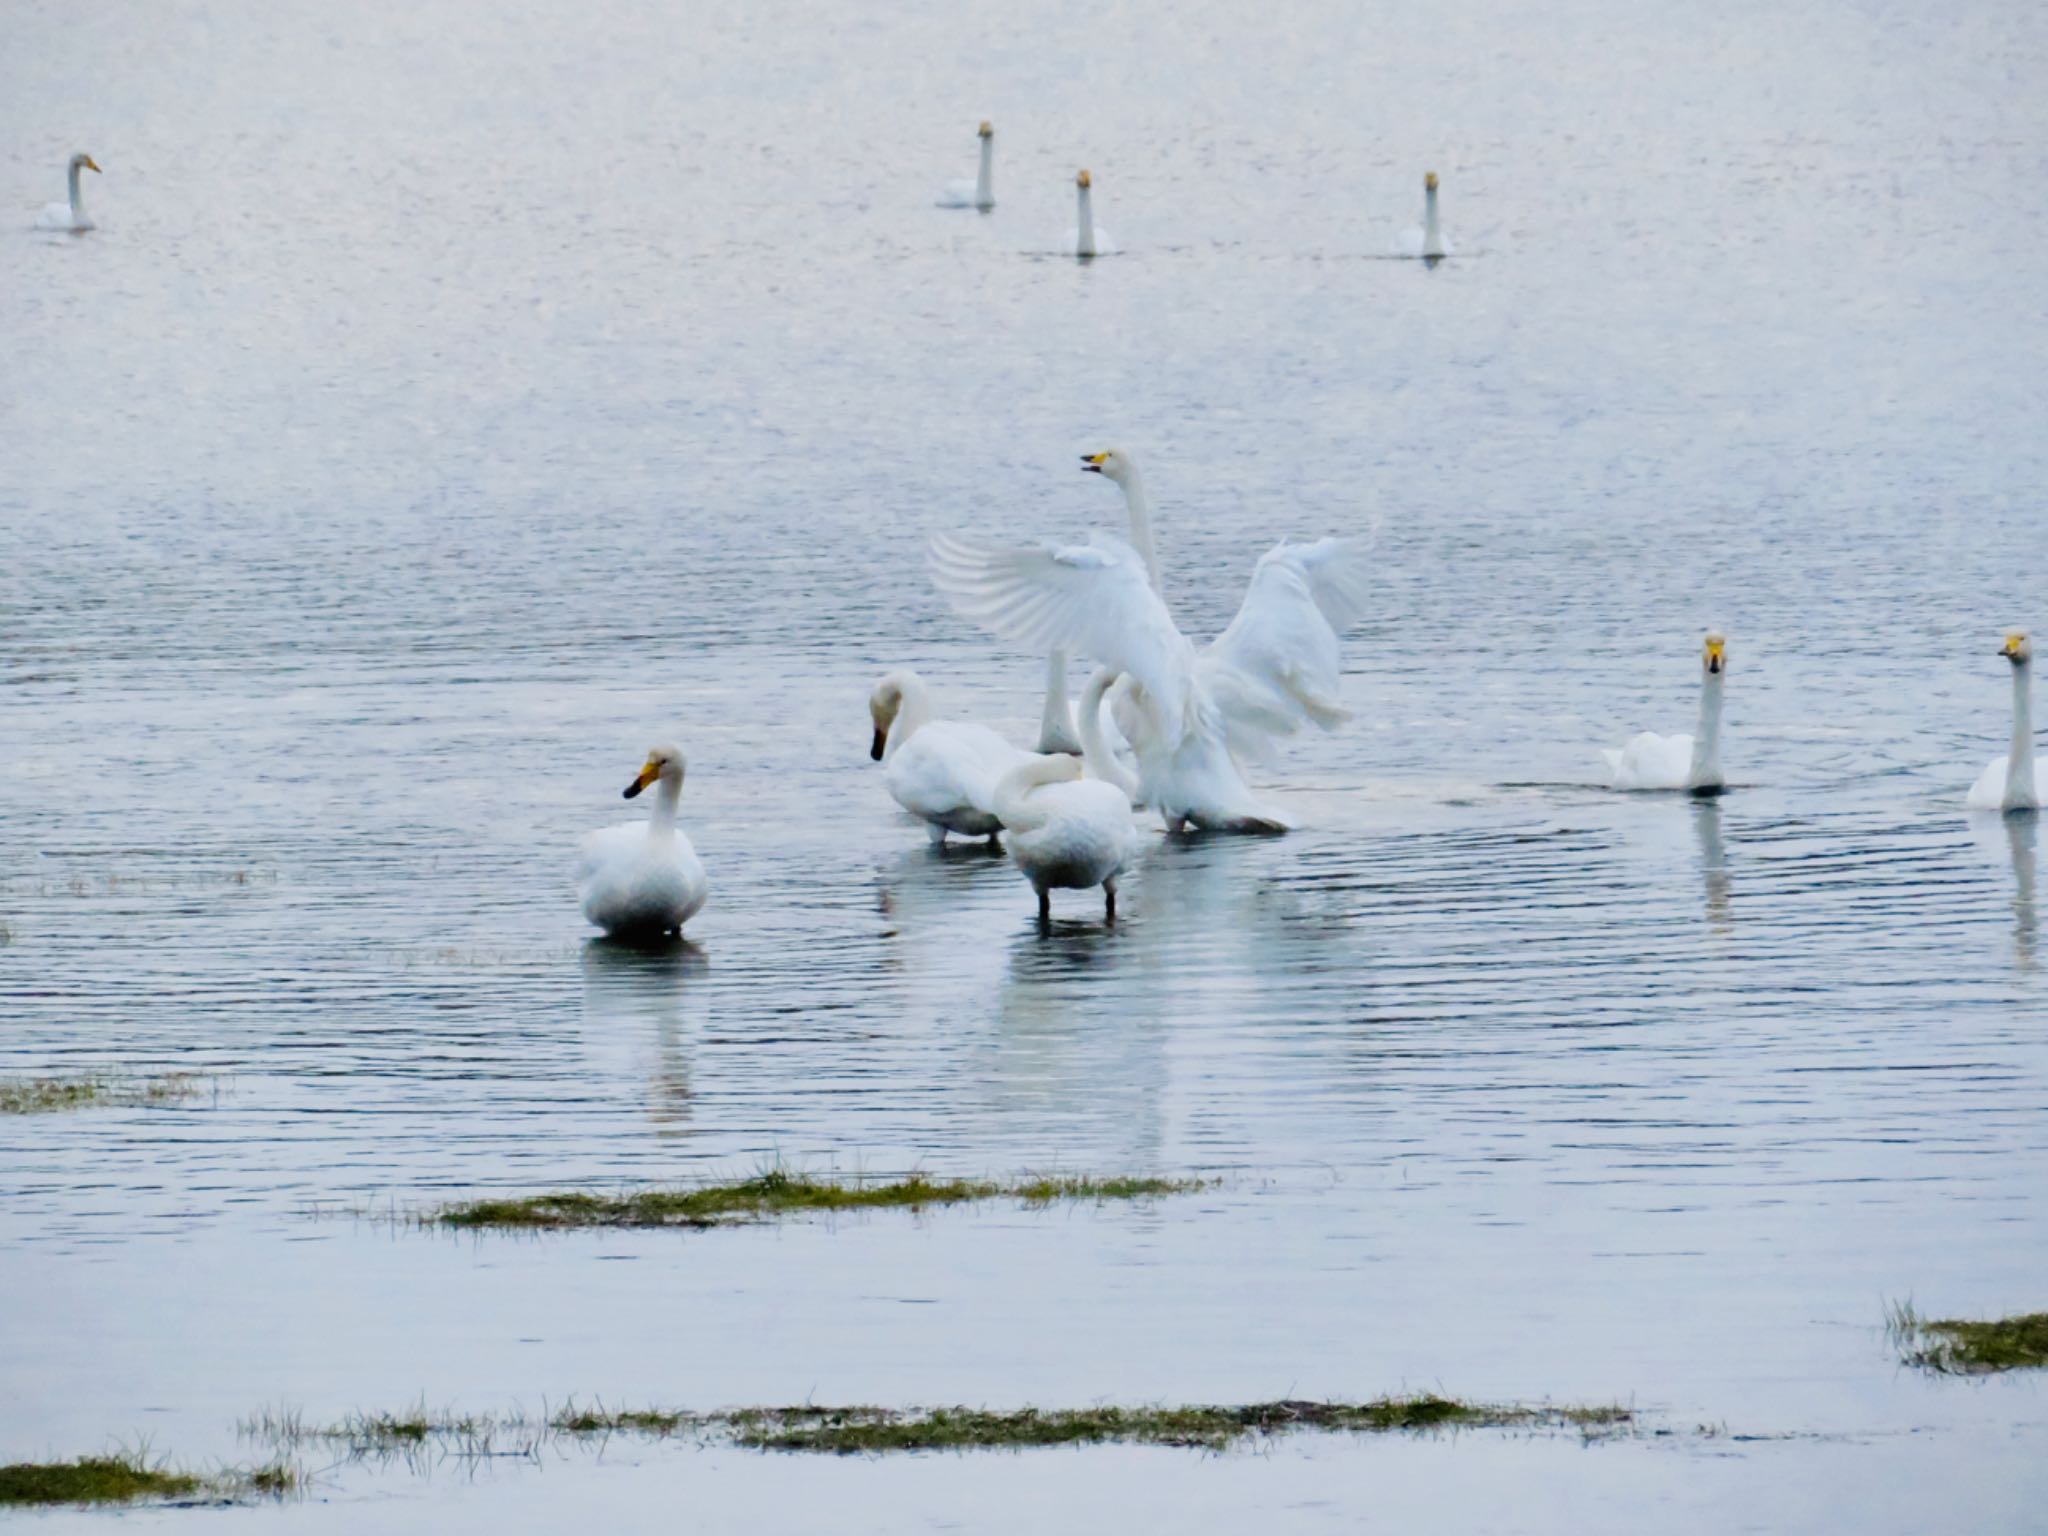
[4,0,2047,1528]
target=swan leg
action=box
[927,822,949,847]
[1103,878,1117,925]
[1036,886,1051,926]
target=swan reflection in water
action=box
[581,935,708,1132]
[1692,799,1732,935]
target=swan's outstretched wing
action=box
[1201,537,1372,742]
[928,531,1192,743]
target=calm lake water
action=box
[4,0,2046,1529]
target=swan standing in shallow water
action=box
[578,746,709,937]
[1969,630,2043,812]
[1603,632,1728,793]
[870,669,1034,842]
[34,153,101,231]
[930,448,1372,833]
[1397,171,1447,260]
[995,666,1140,923]
[937,121,996,209]
[1065,169,1116,257]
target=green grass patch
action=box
[725,1397,1632,1453]
[1890,1300,2048,1374]
[0,1071,209,1115]
[0,1452,293,1507]
[432,1169,1208,1230]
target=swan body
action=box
[937,121,995,209]
[1064,169,1116,257]
[1397,171,1448,260]
[34,152,100,231]
[578,745,709,937]
[1603,632,1727,793]
[930,449,1372,833]
[996,668,1140,921]
[871,669,1033,841]
[1969,630,2043,812]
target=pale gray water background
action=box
[4,0,2047,1529]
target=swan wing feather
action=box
[1200,537,1372,742]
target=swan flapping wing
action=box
[1201,537,1372,740]
[928,531,1194,743]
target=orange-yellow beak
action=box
[623,761,661,799]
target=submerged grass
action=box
[0,1071,210,1115]
[1889,1300,2048,1374]
[248,1395,1631,1460]
[432,1169,1208,1230]
[0,1453,295,1507]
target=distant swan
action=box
[871,669,1034,842]
[1397,171,1447,260]
[1603,632,1727,793]
[995,666,1140,922]
[1065,169,1116,257]
[937,121,995,210]
[34,152,101,231]
[1969,630,2043,812]
[578,745,709,937]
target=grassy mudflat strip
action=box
[0,1071,208,1115]
[1891,1302,2048,1374]
[251,1395,1633,1459]
[0,1454,292,1507]
[432,1170,1209,1230]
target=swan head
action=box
[1425,171,1438,192]
[1080,448,1135,484]
[1076,168,1093,190]
[70,153,101,175]
[1702,631,1727,676]
[624,745,684,799]
[977,121,993,139]
[2002,629,2033,665]
[869,671,916,760]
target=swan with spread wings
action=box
[929,449,1371,833]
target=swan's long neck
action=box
[1689,668,1725,789]
[67,162,86,218]
[883,675,933,762]
[1116,467,1162,592]
[993,756,1073,832]
[2008,656,2038,809]
[1076,183,1097,257]
[1078,668,1140,798]
[1422,184,1443,258]
[975,136,993,208]
[649,773,682,834]
[1037,650,1081,755]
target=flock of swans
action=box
[581,443,2042,940]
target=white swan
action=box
[1397,171,1447,260]
[1603,632,1728,793]
[871,669,1034,842]
[578,745,709,937]
[1064,169,1116,257]
[1969,630,2043,812]
[937,121,996,209]
[930,449,1373,833]
[1036,650,1084,755]
[34,153,101,231]
[995,667,1141,922]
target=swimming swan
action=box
[871,668,1034,842]
[938,121,996,210]
[995,667,1141,922]
[34,153,101,231]
[578,745,709,937]
[1065,169,1116,257]
[930,449,1372,833]
[1396,171,1447,260]
[1968,630,2043,812]
[1603,632,1727,793]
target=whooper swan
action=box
[578,745,709,937]
[1969,630,2043,812]
[1064,169,1116,257]
[870,669,1035,843]
[1603,632,1728,794]
[995,666,1141,922]
[34,153,101,232]
[937,121,996,209]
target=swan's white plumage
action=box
[996,668,1140,920]
[1968,630,2042,811]
[871,669,1034,840]
[1064,168,1115,256]
[1604,633,1728,792]
[578,746,708,937]
[34,152,100,231]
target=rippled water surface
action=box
[5,0,2047,1529]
